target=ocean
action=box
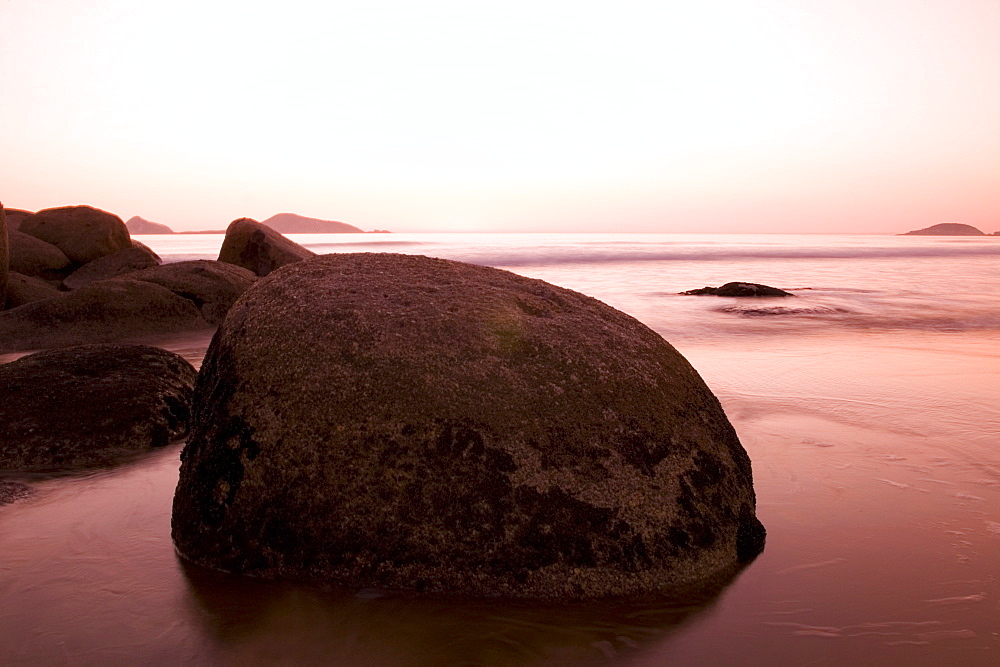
[2,232,999,664]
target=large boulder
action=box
[0,278,210,353]
[19,205,131,264]
[4,271,62,309]
[0,344,197,471]
[218,218,316,277]
[121,259,257,325]
[8,228,73,279]
[61,243,161,290]
[172,253,765,599]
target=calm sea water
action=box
[2,233,999,664]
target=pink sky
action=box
[2,0,998,233]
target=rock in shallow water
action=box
[682,282,792,297]
[0,344,197,471]
[172,253,765,599]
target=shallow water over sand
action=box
[2,233,998,664]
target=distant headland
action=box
[900,223,994,236]
[126,212,388,235]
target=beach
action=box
[2,233,998,664]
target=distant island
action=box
[901,223,986,236]
[127,212,383,234]
[125,217,175,234]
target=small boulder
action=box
[4,271,62,309]
[121,259,257,325]
[62,244,161,290]
[19,205,132,264]
[218,218,316,277]
[681,282,792,297]
[0,278,210,353]
[0,344,197,471]
[172,253,764,599]
[8,228,73,279]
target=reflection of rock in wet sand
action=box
[178,559,739,665]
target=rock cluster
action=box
[172,253,765,599]
[0,205,271,352]
[0,344,197,471]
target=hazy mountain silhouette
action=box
[260,213,363,234]
[901,223,985,236]
[126,216,174,234]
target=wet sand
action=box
[1,330,998,664]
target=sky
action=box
[2,0,999,233]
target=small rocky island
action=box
[901,223,986,236]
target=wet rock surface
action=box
[0,344,197,471]
[682,282,792,297]
[172,253,764,599]
[0,481,33,505]
[217,218,316,277]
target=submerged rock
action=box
[682,282,792,297]
[172,253,764,599]
[217,218,316,277]
[18,205,132,264]
[0,344,197,471]
[0,278,209,353]
[0,480,33,505]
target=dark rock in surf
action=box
[61,243,161,290]
[120,259,257,325]
[0,278,209,353]
[8,228,73,280]
[172,253,764,599]
[217,218,316,277]
[19,205,132,264]
[681,282,792,297]
[0,344,197,471]
[901,223,985,236]
[4,271,61,309]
